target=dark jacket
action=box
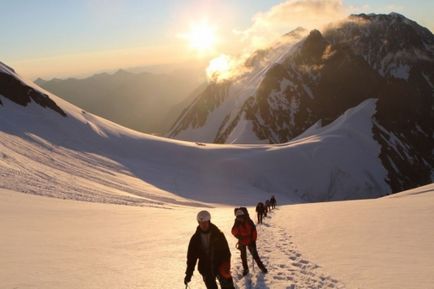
[186,223,231,278]
[256,202,265,213]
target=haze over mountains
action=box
[36,62,207,134]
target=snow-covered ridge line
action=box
[324,12,434,80]
[0,61,15,74]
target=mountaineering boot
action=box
[242,269,249,276]
[259,264,268,274]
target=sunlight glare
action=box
[206,54,234,82]
[181,21,217,54]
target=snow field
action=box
[273,184,434,289]
[0,190,345,289]
[2,184,434,289]
[235,209,345,289]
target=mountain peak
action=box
[350,12,407,21]
[388,11,406,18]
[347,12,433,39]
[283,26,307,38]
[307,29,322,38]
[295,29,328,64]
[114,69,131,75]
[34,77,46,85]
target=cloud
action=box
[235,0,349,50]
[206,0,350,82]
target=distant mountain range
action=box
[36,64,206,134]
[168,13,434,193]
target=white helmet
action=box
[235,209,245,217]
[197,210,211,222]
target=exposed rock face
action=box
[169,13,434,193]
[323,13,434,192]
[169,81,231,136]
[244,29,384,143]
[0,68,66,117]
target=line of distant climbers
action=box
[255,195,277,224]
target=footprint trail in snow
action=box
[232,210,346,289]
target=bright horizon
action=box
[1,0,433,80]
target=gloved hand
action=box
[218,261,232,279]
[184,274,191,285]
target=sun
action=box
[180,21,217,54]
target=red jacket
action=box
[231,218,257,246]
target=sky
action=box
[1,0,433,80]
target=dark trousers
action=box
[239,242,265,271]
[257,212,263,224]
[202,273,235,289]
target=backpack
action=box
[256,202,264,212]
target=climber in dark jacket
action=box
[270,195,277,209]
[265,199,271,212]
[185,210,235,289]
[256,202,265,224]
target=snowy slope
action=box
[0,95,388,204]
[1,184,433,289]
[273,183,434,289]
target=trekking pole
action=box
[252,254,255,272]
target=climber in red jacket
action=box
[231,208,268,276]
